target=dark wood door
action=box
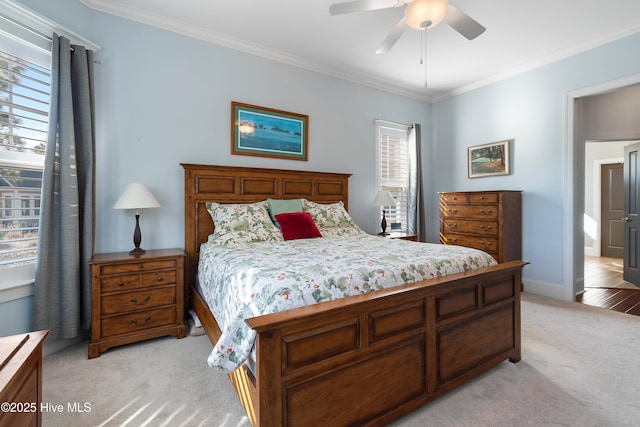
[601,163,624,258]
[623,143,640,285]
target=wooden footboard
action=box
[194,260,524,426]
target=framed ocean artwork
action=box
[231,102,308,161]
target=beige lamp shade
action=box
[113,183,161,211]
[372,190,396,207]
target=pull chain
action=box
[423,28,428,87]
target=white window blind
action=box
[0,44,50,270]
[376,120,410,233]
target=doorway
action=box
[584,142,633,289]
[567,77,640,302]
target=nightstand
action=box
[381,232,419,242]
[88,248,186,358]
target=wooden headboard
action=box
[181,163,351,304]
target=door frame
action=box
[565,73,640,301]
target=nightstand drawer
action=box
[101,306,177,338]
[101,287,177,315]
[101,274,140,292]
[141,270,176,287]
[100,259,177,275]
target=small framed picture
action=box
[468,140,510,178]
[231,102,308,161]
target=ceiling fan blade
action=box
[444,4,486,40]
[376,18,409,54]
[330,0,404,16]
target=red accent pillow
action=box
[275,212,322,241]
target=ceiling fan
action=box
[329,0,486,54]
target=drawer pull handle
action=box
[138,264,144,270]
[479,209,492,214]
[479,225,492,230]
[449,208,457,213]
[117,281,124,286]
[131,295,151,305]
[157,276,164,282]
[480,241,493,246]
[131,316,151,326]
[450,238,457,242]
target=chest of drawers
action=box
[88,249,186,358]
[439,191,521,263]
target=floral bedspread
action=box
[198,234,497,373]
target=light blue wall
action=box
[432,33,640,298]
[5,0,430,337]
[22,0,431,253]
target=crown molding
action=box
[79,0,432,103]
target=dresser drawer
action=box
[440,192,499,204]
[440,219,498,236]
[441,204,498,219]
[101,287,177,315]
[440,193,468,204]
[441,233,498,255]
[141,269,177,287]
[101,306,177,338]
[100,259,177,275]
[468,193,498,203]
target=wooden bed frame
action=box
[182,163,525,426]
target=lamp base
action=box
[130,213,146,255]
[377,232,390,236]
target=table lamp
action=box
[372,189,396,235]
[113,183,160,255]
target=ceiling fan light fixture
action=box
[404,0,450,31]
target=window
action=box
[0,30,50,282]
[375,120,412,233]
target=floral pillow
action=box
[301,199,366,236]
[205,201,283,245]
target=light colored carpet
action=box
[41,293,639,427]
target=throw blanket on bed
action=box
[198,234,497,373]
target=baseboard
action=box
[522,278,569,301]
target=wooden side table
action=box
[381,232,419,242]
[88,248,186,358]
[0,330,48,426]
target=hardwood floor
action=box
[579,256,640,316]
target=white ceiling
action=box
[80,0,640,102]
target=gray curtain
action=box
[408,124,426,242]
[32,34,95,339]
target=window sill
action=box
[0,281,34,303]
[0,263,36,303]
